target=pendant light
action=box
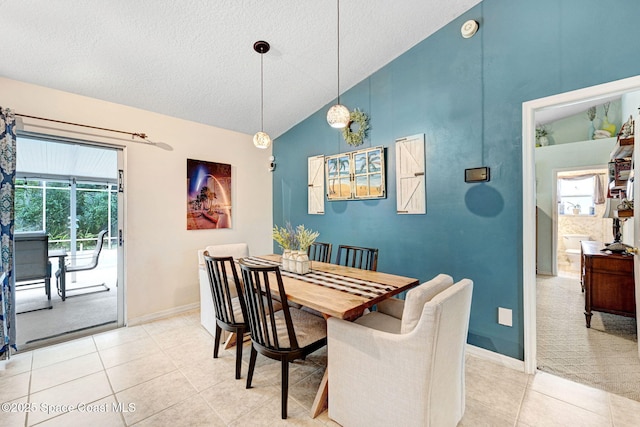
[253,40,272,149]
[326,0,350,129]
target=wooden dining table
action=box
[249,254,419,417]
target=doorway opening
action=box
[13,134,125,350]
[523,75,640,401]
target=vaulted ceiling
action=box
[1,0,482,138]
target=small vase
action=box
[282,250,292,271]
[601,116,616,137]
[538,136,549,147]
[294,251,310,275]
[588,121,595,140]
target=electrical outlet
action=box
[498,307,512,327]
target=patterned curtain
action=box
[0,107,17,358]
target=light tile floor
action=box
[2,310,640,426]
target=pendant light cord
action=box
[336,0,341,105]
[252,40,270,143]
[260,52,264,132]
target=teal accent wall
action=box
[272,0,640,360]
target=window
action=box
[15,179,117,250]
[558,176,596,216]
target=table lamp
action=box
[602,197,630,252]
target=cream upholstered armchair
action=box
[327,274,473,427]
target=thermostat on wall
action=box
[465,167,490,183]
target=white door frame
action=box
[116,148,126,327]
[15,131,127,330]
[522,75,640,374]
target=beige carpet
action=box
[537,274,640,401]
[14,273,117,348]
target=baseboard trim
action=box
[127,302,200,326]
[130,308,526,373]
[17,322,118,353]
[466,344,525,372]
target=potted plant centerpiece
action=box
[273,222,319,274]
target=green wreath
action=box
[342,109,369,146]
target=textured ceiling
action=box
[0,0,482,138]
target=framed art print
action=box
[187,159,232,230]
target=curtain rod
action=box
[15,113,148,139]
[15,113,173,151]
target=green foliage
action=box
[272,222,319,251]
[110,191,117,237]
[77,189,109,237]
[45,187,71,241]
[342,109,369,146]
[15,186,43,231]
[295,225,319,252]
[273,222,297,250]
[15,180,116,250]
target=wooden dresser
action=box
[581,241,635,328]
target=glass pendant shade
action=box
[327,104,350,128]
[253,131,271,149]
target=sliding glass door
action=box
[14,134,124,347]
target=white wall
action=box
[0,77,273,322]
[535,138,616,274]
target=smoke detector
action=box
[461,20,479,38]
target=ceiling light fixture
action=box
[253,40,272,149]
[326,0,350,129]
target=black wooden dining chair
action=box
[203,252,249,380]
[335,245,379,271]
[307,241,332,263]
[238,259,327,419]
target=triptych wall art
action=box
[307,134,426,215]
